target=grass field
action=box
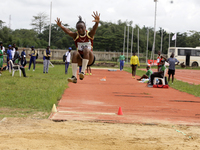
[0,64,72,118]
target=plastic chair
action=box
[9,60,21,77]
[153,69,166,85]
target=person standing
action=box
[162,53,179,84]
[157,51,163,71]
[0,48,3,75]
[119,52,125,71]
[65,47,72,74]
[7,45,12,70]
[11,43,16,62]
[43,46,52,73]
[21,48,26,67]
[130,52,140,79]
[86,66,92,75]
[28,46,37,71]
[0,42,5,64]
[14,47,20,62]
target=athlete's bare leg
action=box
[68,49,94,83]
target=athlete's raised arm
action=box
[55,17,77,39]
[89,11,100,38]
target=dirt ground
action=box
[0,117,200,150]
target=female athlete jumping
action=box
[55,11,100,83]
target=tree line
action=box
[1,13,200,54]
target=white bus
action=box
[168,47,200,67]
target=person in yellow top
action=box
[28,46,38,71]
[130,52,140,79]
[43,46,52,73]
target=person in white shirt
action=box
[11,43,16,61]
[65,47,72,74]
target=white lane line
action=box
[58,111,116,115]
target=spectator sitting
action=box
[137,66,153,81]
[148,59,166,87]
[14,56,27,77]
[180,62,185,68]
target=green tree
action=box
[31,12,49,34]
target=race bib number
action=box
[77,42,91,51]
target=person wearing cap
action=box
[43,46,52,73]
[65,47,72,74]
[7,45,12,70]
[28,46,37,71]
[148,59,166,87]
[21,48,27,67]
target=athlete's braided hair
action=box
[76,16,85,26]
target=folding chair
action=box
[9,60,21,77]
[153,69,166,85]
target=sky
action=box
[1,0,200,34]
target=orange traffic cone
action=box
[117,107,123,115]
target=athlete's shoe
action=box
[79,72,85,80]
[85,73,89,75]
[68,76,77,83]
[132,76,135,79]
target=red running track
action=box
[50,69,200,125]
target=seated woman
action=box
[137,66,152,81]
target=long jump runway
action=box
[50,69,200,125]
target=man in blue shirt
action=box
[7,45,12,70]
[21,48,27,67]
[28,46,37,71]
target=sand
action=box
[0,117,200,150]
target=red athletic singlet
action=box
[74,30,93,54]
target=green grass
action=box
[124,67,200,97]
[0,64,72,118]
[168,80,200,97]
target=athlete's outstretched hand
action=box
[92,11,100,23]
[55,18,62,27]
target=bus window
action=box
[178,49,185,56]
[191,50,196,56]
[197,51,200,56]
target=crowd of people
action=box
[0,10,180,86]
[118,50,180,87]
